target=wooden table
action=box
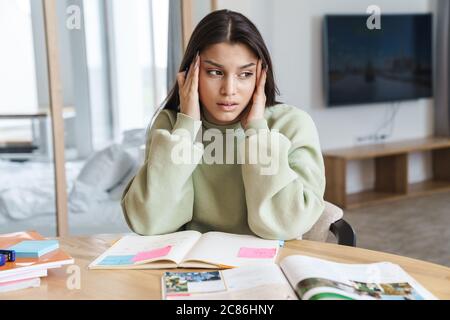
[3,234,450,300]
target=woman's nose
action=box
[220,75,237,96]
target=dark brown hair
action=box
[160,9,281,113]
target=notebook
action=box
[89,231,281,270]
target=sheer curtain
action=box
[84,0,169,147]
[167,0,183,93]
[435,0,450,136]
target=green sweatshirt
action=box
[121,104,325,240]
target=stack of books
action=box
[0,231,74,293]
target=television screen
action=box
[323,14,433,107]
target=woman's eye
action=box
[207,70,223,76]
[239,72,253,79]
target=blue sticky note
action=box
[98,255,135,266]
[8,240,59,258]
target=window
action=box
[0,0,38,142]
[84,0,169,145]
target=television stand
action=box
[323,137,450,209]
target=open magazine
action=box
[162,255,437,300]
[89,231,280,270]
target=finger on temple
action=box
[195,52,200,68]
[260,68,267,90]
[190,62,200,91]
[256,59,261,86]
[194,58,200,81]
[185,59,197,88]
[186,57,196,79]
[177,72,185,87]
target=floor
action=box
[341,191,450,267]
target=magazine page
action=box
[164,264,298,300]
[180,232,280,268]
[89,231,202,269]
[280,255,437,300]
[162,270,227,299]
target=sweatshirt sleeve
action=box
[239,110,326,240]
[121,110,204,235]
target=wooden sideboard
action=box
[323,137,450,209]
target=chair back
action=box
[302,201,344,242]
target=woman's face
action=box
[198,42,258,125]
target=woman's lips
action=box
[217,103,238,111]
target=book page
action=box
[180,232,280,268]
[280,255,437,300]
[222,264,298,299]
[166,264,298,300]
[89,231,202,269]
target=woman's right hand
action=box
[177,53,201,121]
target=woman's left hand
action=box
[241,59,267,129]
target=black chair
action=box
[303,201,356,247]
[330,218,356,247]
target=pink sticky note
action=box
[132,246,172,262]
[237,247,277,259]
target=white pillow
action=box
[76,144,136,192]
[108,138,146,201]
[121,128,146,147]
[69,180,109,213]
[108,161,140,201]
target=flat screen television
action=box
[323,14,433,107]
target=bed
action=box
[0,130,145,237]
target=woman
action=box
[121,10,325,240]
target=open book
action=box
[89,231,280,270]
[162,255,437,300]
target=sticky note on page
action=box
[132,246,172,263]
[98,255,135,266]
[237,247,277,259]
[8,240,59,258]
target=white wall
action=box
[215,0,435,193]
[193,0,212,26]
